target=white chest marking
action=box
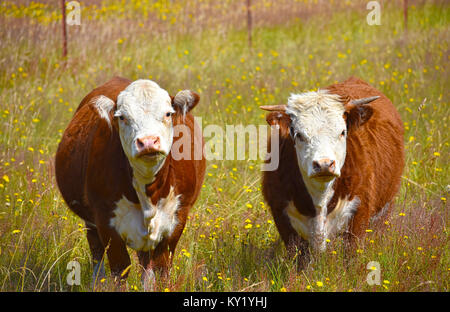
[285,196,359,250]
[110,187,180,251]
[286,202,312,241]
[109,198,148,250]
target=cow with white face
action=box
[55,77,206,288]
[112,80,179,226]
[115,80,175,171]
[287,91,348,183]
[261,77,404,261]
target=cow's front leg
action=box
[85,222,106,289]
[96,216,131,287]
[342,206,370,267]
[137,251,156,291]
[345,206,370,248]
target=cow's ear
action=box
[266,111,291,138]
[172,90,200,116]
[92,95,117,130]
[344,104,373,130]
[344,96,378,130]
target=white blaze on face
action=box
[115,79,175,184]
[286,90,347,184]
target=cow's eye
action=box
[289,126,296,140]
[119,116,125,121]
[296,132,306,142]
[290,126,305,142]
[341,130,346,137]
[165,112,172,118]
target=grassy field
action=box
[0,0,448,292]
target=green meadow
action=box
[0,0,448,291]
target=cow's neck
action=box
[301,172,336,211]
[130,155,170,223]
[300,171,336,249]
[131,155,166,186]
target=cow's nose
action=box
[312,158,336,174]
[135,135,161,155]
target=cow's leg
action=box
[85,222,106,288]
[95,218,131,286]
[148,222,185,286]
[370,201,393,229]
[343,206,370,266]
[138,208,189,290]
[271,203,310,269]
[150,239,172,278]
[136,240,172,291]
[346,206,370,246]
[287,236,310,270]
[137,251,155,291]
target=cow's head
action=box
[95,79,199,181]
[262,90,378,183]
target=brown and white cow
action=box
[261,77,404,261]
[55,77,206,286]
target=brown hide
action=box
[263,76,404,253]
[55,77,206,279]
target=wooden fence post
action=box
[247,0,252,50]
[61,0,67,58]
[403,0,408,31]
